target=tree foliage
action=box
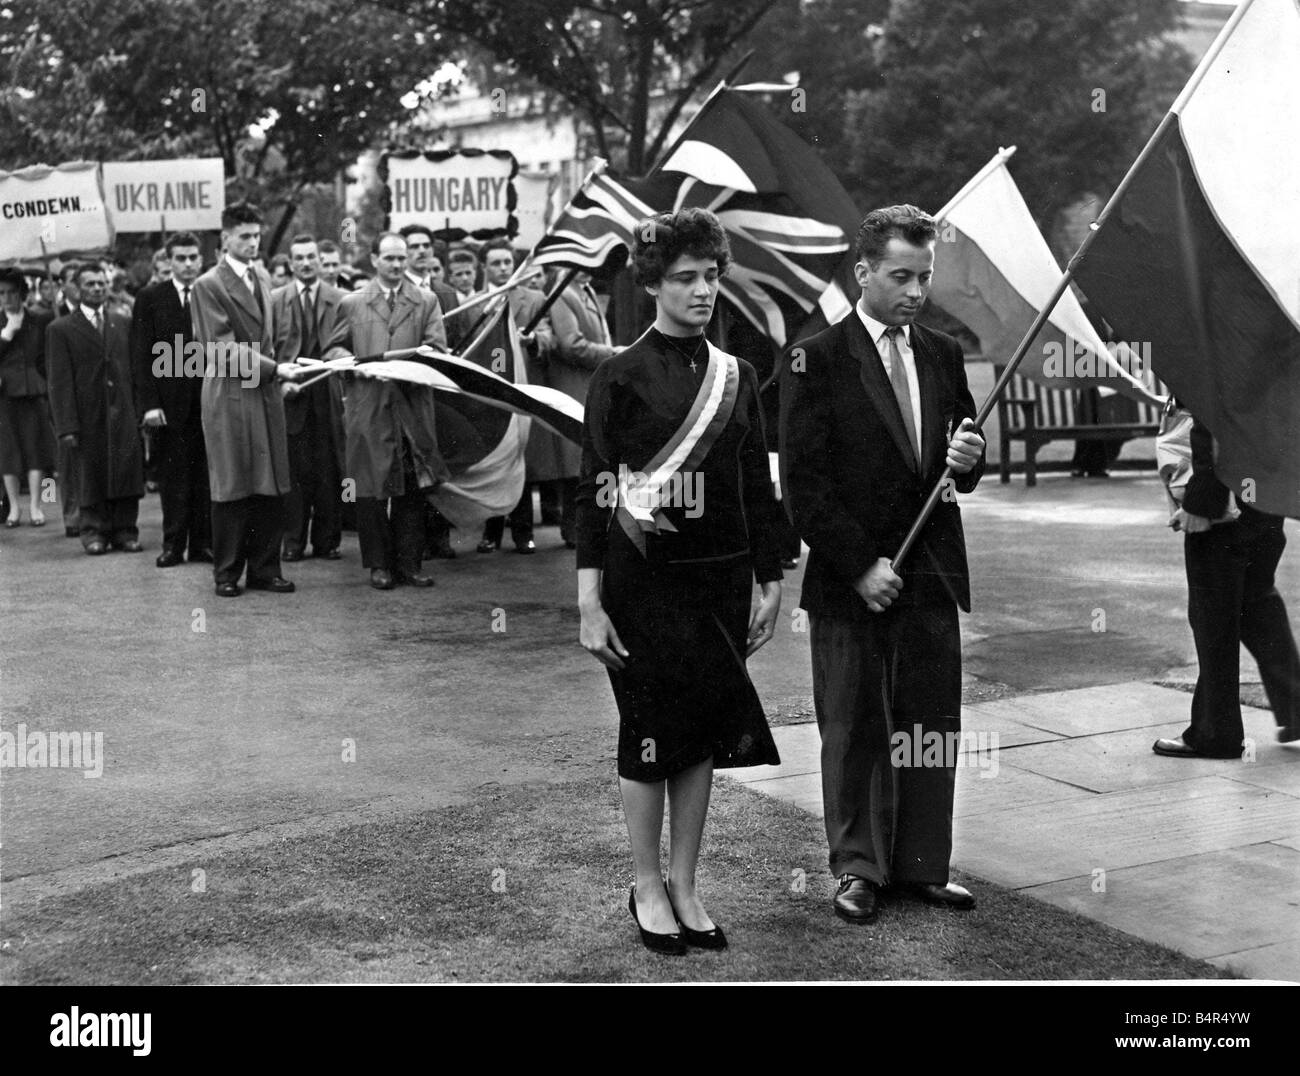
[843,0,1194,225]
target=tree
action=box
[0,0,444,250]
[370,0,785,173]
[843,0,1194,226]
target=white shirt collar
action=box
[80,303,103,323]
[225,253,252,276]
[172,279,192,301]
[856,300,910,348]
[296,279,316,299]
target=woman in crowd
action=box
[0,268,56,527]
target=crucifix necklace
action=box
[663,332,706,372]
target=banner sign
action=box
[101,158,225,232]
[512,171,556,250]
[381,149,518,240]
[0,161,112,261]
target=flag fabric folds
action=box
[532,90,862,348]
[928,148,1162,407]
[1072,0,1300,518]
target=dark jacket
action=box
[779,312,984,619]
[130,279,199,425]
[0,309,53,397]
[47,308,144,503]
[1183,414,1231,519]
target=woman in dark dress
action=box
[0,268,56,527]
[576,208,783,954]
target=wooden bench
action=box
[993,364,1168,486]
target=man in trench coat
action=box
[323,231,449,590]
[47,263,143,554]
[191,202,307,597]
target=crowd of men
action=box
[0,203,622,596]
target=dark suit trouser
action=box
[58,440,80,531]
[80,497,140,547]
[811,593,961,887]
[1183,507,1300,754]
[284,406,342,555]
[483,489,534,545]
[157,416,211,556]
[211,495,285,585]
[356,445,424,571]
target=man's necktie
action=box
[301,287,317,356]
[386,289,396,314]
[246,269,265,320]
[181,285,191,314]
[885,326,920,469]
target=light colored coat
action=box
[191,259,290,502]
[323,277,448,499]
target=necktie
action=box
[301,287,317,356]
[246,269,265,319]
[885,327,920,469]
[386,289,396,314]
[181,285,191,313]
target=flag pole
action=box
[892,108,1184,570]
[647,50,755,176]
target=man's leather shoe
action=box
[370,568,395,590]
[906,881,976,909]
[215,582,241,597]
[114,539,143,552]
[476,538,498,554]
[85,540,107,555]
[282,546,304,562]
[189,548,215,563]
[396,568,435,587]
[315,547,342,560]
[156,549,183,568]
[833,875,879,924]
[246,576,295,593]
[1277,724,1300,744]
[1152,736,1240,759]
[515,539,536,554]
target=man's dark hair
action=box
[289,232,317,248]
[221,201,263,230]
[632,207,731,286]
[398,223,434,244]
[479,238,514,262]
[370,231,404,255]
[854,204,937,266]
[75,262,106,284]
[0,267,30,299]
[165,231,201,255]
[448,248,477,267]
[316,239,340,256]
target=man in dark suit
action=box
[53,264,81,534]
[131,231,212,567]
[191,201,307,598]
[780,204,986,924]
[272,233,346,562]
[323,232,448,591]
[47,263,144,555]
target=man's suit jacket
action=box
[779,312,984,619]
[323,277,448,499]
[190,259,290,502]
[130,280,199,426]
[271,280,346,455]
[46,308,143,503]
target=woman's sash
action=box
[615,341,740,556]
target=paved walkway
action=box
[729,681,1300,981]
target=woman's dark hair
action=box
[632,207,731,286]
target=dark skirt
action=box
[601,526,780,781]
[0,395,56,475]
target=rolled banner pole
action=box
[451,261,543,354]
[520,266,580,338]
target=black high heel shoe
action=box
[628,887,686,956]
[666,891,728,950]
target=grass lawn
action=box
[1,771,1221,984]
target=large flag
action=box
[533,90,862,348]
[1072,0,1300,518]
[929,148,1162,407]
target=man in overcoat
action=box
[47,263,144,555]
[191,202,306,597]
[323,232,448,590]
